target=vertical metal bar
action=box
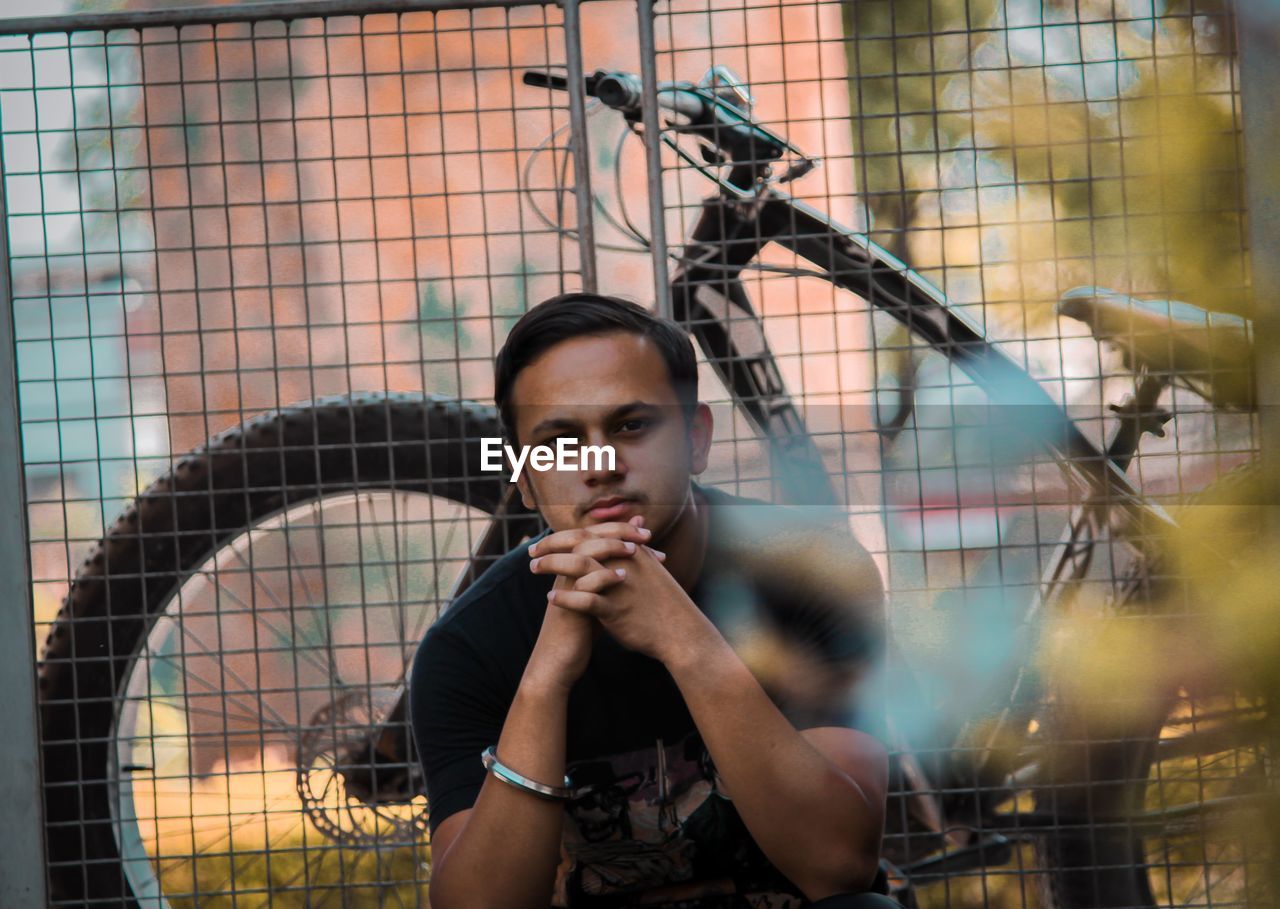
[560,0,597,292]
[635,0,670,319]
[1237,3,1280,900]
[1239,0,1280,488]
[0,127,50,907]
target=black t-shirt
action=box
[410,484,885,908]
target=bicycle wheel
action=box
[39,392,534,907]
[1039,463,1273,908]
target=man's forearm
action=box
[428,678,571,909]
[665,625,882,899]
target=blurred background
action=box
[2,0,1275,905]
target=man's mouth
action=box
[584,496,637,521]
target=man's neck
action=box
[655,483,709,593]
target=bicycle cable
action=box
[520,90,842,282]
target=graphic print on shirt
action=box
[552,731,805,908]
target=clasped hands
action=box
[528,516,710,667]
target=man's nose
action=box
[580,431,625,485]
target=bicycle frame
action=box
[369,77,1188,878]
[674,187,1172,525]
[661,185,1183,867]
[363,180,1179,876]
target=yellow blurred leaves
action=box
[846,6,1248,328]
[1041,472,1278,730]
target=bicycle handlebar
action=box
[521,67,1174,534]
[523,68,788,164]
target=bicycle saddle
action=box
[1057,285,1255,410]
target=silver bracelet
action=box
[480,746,574,801]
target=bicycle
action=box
[36,65,1268,908]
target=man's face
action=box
[509,331,712,539]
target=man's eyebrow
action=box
[605,400,658,420]
[527,402,659,439]
[527,416,582,438]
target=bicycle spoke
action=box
[395,492,412,647]
[104,488,468,906]
[219,550,337,682]
[145,784,306,881]
[280,510,341,695]
[165,615,294,731]
[283,510,323,612]
[308,497,347,688]
[192,567,335,683]
[118,691,278,731]
[198,808,312,897]
[367,495,400,623]
[408,506,465,646]
[136,627,292,734]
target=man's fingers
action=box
[529,552,599,578]
[529,531,588,559]
[567,536,665,562]
[528,521,652,557]
[570,537,641,562]
[546,588,608,615]
[574,566,627,594]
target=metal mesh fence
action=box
[0,0,1268,905]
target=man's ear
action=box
[515,470,538,511]
[689,402,713,475]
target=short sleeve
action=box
[409,623,509,835]
[776,534,886,732]
[767,554,887,734]
[701,505,887,733]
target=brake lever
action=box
[522,68,819,195]
[521,71,566,91]
[521,70,603,96]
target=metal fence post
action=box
[1237,2,1280,901]
[0,137,50,907]
[1239,2,1280,477]
[635,0,670,319]
[561,0,598,292]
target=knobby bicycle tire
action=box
[1037,460,1270,909]
[38,391,520,906]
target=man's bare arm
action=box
[426,524,652,909]
[426,675,572,909]
[538,524,888,902]
[664,632,888,901]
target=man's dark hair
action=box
[494,292,698,444]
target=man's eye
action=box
[617,419,649,433]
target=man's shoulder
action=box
[698,482,885,629]
[426,530,550,641]
[700,483,877,568]
[697,481,766,510]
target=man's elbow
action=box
[428,855,555,909]
[840,845,883,895]
[795,841,881,901]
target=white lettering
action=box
[481,437,503,473]
[480,438,617,482]
[505,442,531,482]
[530,445,555,472]
[556,436,577,471]
[580,444,614,472]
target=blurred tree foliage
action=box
[842,0,1248,327]
[841,0,1002,260]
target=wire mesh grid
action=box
[0,0,1269,906]
[6,7,586,904]
[644,0,1264,906]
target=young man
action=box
[411,293,891,909]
